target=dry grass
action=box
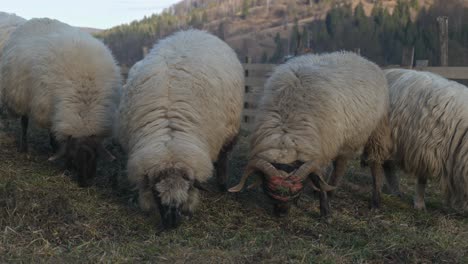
[0,120,467,263]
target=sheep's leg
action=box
[49,132,59,152]
[370,161,385,209]
[383,160,401,196]
[414,176,427,210]
[319,191,330,218]
[327,156,348,197]
[311,173,331,217]
[216,136,238,191]
[19,115,28,153]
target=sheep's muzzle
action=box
[265,175,304,202]
[159,204,182,229]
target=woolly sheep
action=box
[229,52,392,217]
[0,18,121,186]
[118,29,244,229]
[0,12,25,58]
[380,69,468,212]
[0,12,26,116]
[127,60,142,81]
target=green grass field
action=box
[0,120,467,263]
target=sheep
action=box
[126,60,142,81]
[0,18,121,187]
[118,29,244,229]
[0,12,26,57]
[0,12,26,119]
[376,69,468,212]
[229,52,392,217]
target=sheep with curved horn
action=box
[230,51,392,217]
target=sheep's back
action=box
[251,52,388,165]
[119,30,244,182]
[1,18,121,140]
[0,12,25,57]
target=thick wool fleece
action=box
[385,69,468,210]
[0,18,121,141]
[118,29,244,210]
[250,51,391,168]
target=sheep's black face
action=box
[151,169,199,230]
[155,197,183,229]
[67,137,99,187]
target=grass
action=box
[0,119,467,263]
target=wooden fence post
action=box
[437,16,449,66]
[354,48,361,55]
[243,56,252,126]
[401,46,415,68]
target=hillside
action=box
[97,0,468,67]
[170,0,430,61]
[78,27,102,34]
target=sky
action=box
[1,0,180,29]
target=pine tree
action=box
[241,0,250,19]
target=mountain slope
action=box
[97,0,468,66]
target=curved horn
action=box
[251,159,280,180]
[294,161,322,180]
[293,161,337,192]
[227,165,256,193]
[228,159,279,192]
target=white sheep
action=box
[0,18,121,186]
[0,12,26,57]
[118,29,244,229]
[230,52,392,217]
[0,12,26,118]
[126,60,143,81]
[382,69,468,212]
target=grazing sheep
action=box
[229,52,392,217]
[380,69,468,212]
[0,12,26,119]
[118,29,244,229]
[0,18,121,186]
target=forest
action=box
[96,0,468,67]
